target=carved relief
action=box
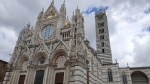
[37,57,45,65]
[56,56,66,68]
[46,8,57,19]
[63,20,71,29]
[22,60,28,71]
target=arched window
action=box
[122,73,127,84]
[108,69,113,82]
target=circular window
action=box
[41,25,55,39]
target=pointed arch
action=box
[32,52,48,65]
[51,51,67,64]
[17,55,29,66]
[50,49,68,61]
[16,55,29,71]
[108,68,113,82]
[50,49,68,68]
[131,71,149,84]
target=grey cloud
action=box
[16,0,42,13]
[0,0,43,34]
[132,34,150,66]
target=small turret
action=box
[75,7,80,17]
[37,8,44,19]
[58,0,66,28]
[71,7,85,38]
[60,0,66,18]
[85,39,90,47]
[36,8,44,24]
[26,22,31,29]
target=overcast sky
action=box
[0,0,150,67]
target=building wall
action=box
[0,60,7,84]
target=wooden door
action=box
[18,75,26,84]
[55,72,64,84]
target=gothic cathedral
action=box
[3,1,150,84]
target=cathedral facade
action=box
[2,1,150,84]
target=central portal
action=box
[34,70,45,84]
[54,72,64,84]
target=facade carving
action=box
[2,1,150,84]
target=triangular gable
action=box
[34,41,49,55]
[24,46,30,55]
[20,46,30,58]
[51,40,69,53]
[44,3,59,19]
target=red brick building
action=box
[0,60,7,84]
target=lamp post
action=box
[86,59,89,84]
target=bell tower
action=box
[95,11,112,64]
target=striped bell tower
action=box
[95,11,112,64]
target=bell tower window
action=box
[99,28,104,33]
[102,49,105,53]
[98,22,104,28]
[100,35,104,40]
[101,42,104,47]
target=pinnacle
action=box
[52,0,54,4]
[42,7,44,12]
[63,0,66,5]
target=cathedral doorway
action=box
[54,72,64,84]
[131,71,149,84]
[34,70,45,84]
[18,75,26,84]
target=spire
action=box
[127,63,129,67]
[75,6,80,16]
[73,11,74,16]
[42,7,44,12]
[60,0,66,15]
[37,8,44,19]
[63,0,65,5]
[52,0,54,4]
